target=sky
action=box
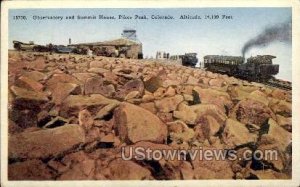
[9,8,292,81]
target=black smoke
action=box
[242,20,292,58]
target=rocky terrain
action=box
[8,51,292,180]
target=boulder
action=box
[230,98,276,126]
[167,120,184,134]
[269,99,292,117]
[9,124,85,159]
[60,94,118,117]
[157,112,174,123]
[162,79,181,87]
[163,86,176,97]
[144,76,163,93]
[84,76,116,97]
[246,90,269,106]
[180,161,195,179]
[186,76,199,85]
[222,118,257,148]
[193,87,233,112]
[195,115,221,139]
[208,78,226,87]
[115,79,144,99]
[95,102,120,119]
[122,141,172,160]
[259,118,291,152]
[276,114,292,132]
[79,109,94,130]
[8,159,53,180]
[49,82,81,105]
[154,95,184,113]
[174,103,227,125]
[124,91,140,100]
[105,158,153,180]
[139,102,157,114]
[227,85,258,101]
[88,67,109,74]
[9,108,38,129]
[72,72,99,84]
[22,71,47,82]
[192,147,234,179]
[10,86,49,109]
[46,73,80,88]
[8,119,23,134]
[169,121,195,144]
[114,102,167,144]
[89,60,106,68]
[251,169,290,179]
[58,151,96,180]
[15,75,44,92]
[271,89,287,100]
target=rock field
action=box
[8,51,292,180]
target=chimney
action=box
[69,38,71,45]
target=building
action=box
[69,30,143,59]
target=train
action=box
[169,53,198,67]
[203,55,279,82]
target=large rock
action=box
[105,158,153,180]
[192,147,234,179]
[9,124,85,159]
[139,102,157,114]
[259,118,291,152]
[208,78,227,87]
[114,102,167,144]
[84,77,116,97]
[174,103,227,125]
[230,98,276,126]
[49,82,81,105]
[89,60,106,68]
[154,95,184,113]
[169,121,195,144]
[58,151,95,180]
[269,99,292,117]
[72,72,99,84]
[8,159,53,180]
[122,141,172,160]
[246,90,269,106]
[22,71,47,82]
[15,75,44,92]
[144,76,163,93]
[78,109,94,130]
[46,73,80,88]
[60,94,119,117]
[10,86,49,109]
[195,115,221,139]
[193,87,233,112]
[251,169,290,179]
[115,79,144,99]
[276,114,292,132]
[227,85,257,101]
[271,89,287,100]
[222,118,257,148]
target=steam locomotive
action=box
[203,55,279,82]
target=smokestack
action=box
[69,38,71,45]
[241,19,292,58]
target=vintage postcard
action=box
[1,0,300,187]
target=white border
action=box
[1,1,300,187]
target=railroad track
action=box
[265,78,292,91]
